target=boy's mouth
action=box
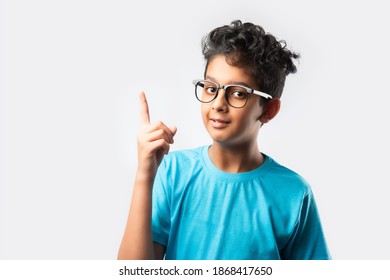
[210,118,230,128]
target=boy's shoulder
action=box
[165,146,204,161]
[160,146,205,169]
[265,155,304,176]
[264,154,311,193]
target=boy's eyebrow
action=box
[205,75,253,88]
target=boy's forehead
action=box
[205,55,258,87]
[205,75,253,88]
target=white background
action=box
[1,0,389,259]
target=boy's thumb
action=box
[170,125,178,136]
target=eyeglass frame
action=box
[192,79,273,108]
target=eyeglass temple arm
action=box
[252,89,273,100]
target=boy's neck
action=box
[208,142,264,173]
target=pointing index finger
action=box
[139,91,150,126]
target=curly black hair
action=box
[202,20,300,100]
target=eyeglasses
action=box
[193,79,272,108]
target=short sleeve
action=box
[281,190,331,260]
[151,158,171,247]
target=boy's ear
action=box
[259,99,281,124]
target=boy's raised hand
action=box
[137,91,177,176]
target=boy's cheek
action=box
[200,105,209,120]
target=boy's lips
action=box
[210,118,230,128]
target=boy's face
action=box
[201,55,265,147]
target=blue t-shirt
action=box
[152,146,330,260]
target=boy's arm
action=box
[117,92,176,260]
[282,190,331,260]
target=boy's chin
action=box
[206,127,246,147]
[208,132,232,145]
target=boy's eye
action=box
[205,86,217,95]
[228,87,248,99]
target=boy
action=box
[118,20,330,260]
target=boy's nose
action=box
[212,89,229,112]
